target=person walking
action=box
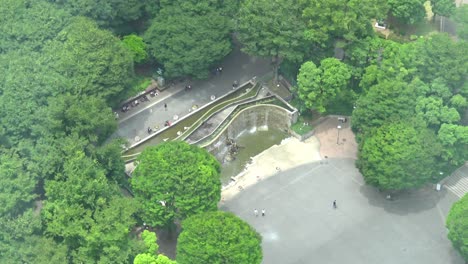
[261,209,266,217]
[254,209,258,217]
[164,103,167,111]
[333,200,337,209]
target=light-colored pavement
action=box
[219,118,464,264]
[114,45,270,143]
[221,158,464,264]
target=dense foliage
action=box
[0,1,141,262]
[144,0,233,78]
[388,0,427,24]
[296,58,351,113]
[446,194,468,261]
[133,230,177,264]
[43,17,134,103]
[123,34,148,64]
[301,0,388,43]
[237,0,309,81]
[357,122,440,190]
[177,211,263,264]
[350,33,467,190]
[131,141,221,228]
[47,0,149,30]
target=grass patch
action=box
[291,113,315,135]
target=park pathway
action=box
[113,45,270,143]
[442,164,468,198]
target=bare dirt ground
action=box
[314,116,357,160]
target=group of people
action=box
[215,66,223,75]
[253,201,337,218]
[121,95,151,113]
[254,208,266,217]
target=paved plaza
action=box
[221,158,464,264]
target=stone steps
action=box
[443,165,468,198]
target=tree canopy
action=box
[47,0,149,30]
[237,0,309,81]
[296,58,351,113]
[446,194,468,261]
[145,1,232,78]
[133,230,177,264]
[44,17,134,103]
[357,122,440,190]
[123,34,148,64]
[42,151,139,263]
[131,141,221,228]
[301,0,388,43]
[430,0,456,18]
[0,0,71,53]
[388,0,427,24]
[177,211,262,264]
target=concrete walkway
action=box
[113,45,271,143]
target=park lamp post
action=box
[337,125,342,145]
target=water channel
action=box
[219,129,289,185]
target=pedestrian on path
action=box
[164,103,167,111]
[254,209,258,217]
[333,200,337,209]
[261,209,265,216]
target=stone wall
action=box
[204,105,293,162]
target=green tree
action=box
[415,96,460,127]
[237,0,308,82]
[449,94,468,111]
[357,122,440,190]
[133,230,177,264]
[44,17,134,103]
[131,141,221,228]
[94,138,127,184]
[437,124,468,167]
[123,34,148,64]
[47,0,147,29]
[0,0,71,53]
[301,0,388,44]
[145,1,232,78]
[134,254,177,264]
[412,34,468,90]
[296,58,351,113]
[42,151,138,263]
[388,0,427,24]
[177,211,262,264]
[40,94,117,145]
[0,51,68,144]
[0,209,52,264]
[352,80,419,135]
[446,194,468,261]
[453,5,468,40]
[430,0,456,18]
[0,153,36,216]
